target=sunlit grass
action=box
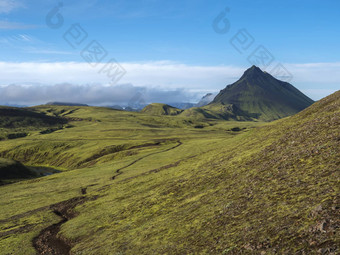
[0,91,338,254]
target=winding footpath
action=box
[33,140,183,254]
[111,141,182,180]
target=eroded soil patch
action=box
[33,197,87,255]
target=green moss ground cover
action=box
[0,92,338,254]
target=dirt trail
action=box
[32,141,183,254]
[111,141,182,180]
[33,197,87,255]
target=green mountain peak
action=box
[212,66,314,121]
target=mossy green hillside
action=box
[180,103,257,121]
[0,106,67,141]
[0,91,338,254]
[212,66,315,121]
[62,91,338,254]
[141,103,183,115]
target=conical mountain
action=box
[212,65,314,120]
[195,93,215,107]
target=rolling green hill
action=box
[0,158,36,185]
[0,91,338,254]
[46,102,89,107]
[141,103,183,115]
[212,65,315,121]
[180,103,259,121]
[0,106,67,128]
[0,106,68,141]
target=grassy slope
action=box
[0,91,338,254]
[180,103,257,121]
[0,105,258,254]
[0,106,256,169]
[0,106,67,128]
[63,91,338,254]
[141,103,183,116]
[0,106,67,141]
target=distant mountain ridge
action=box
[46,102,89,107]
[212,65,314,121]
[195,93,215,107]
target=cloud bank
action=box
[0,61,242,89]
[0,83,196,107]
[0,61,339,106]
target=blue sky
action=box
[0,0,339,105]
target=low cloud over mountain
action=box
[0,61,339,106]
[0,83,197,106]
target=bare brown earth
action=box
[33,197,89,255]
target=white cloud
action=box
[0,61,244,90]
[300,89,338,100]
[0,0,22,13]
[0,61,243,106]
[286,62,340,84]
[0,21,36,29]
[0,61,338,106]
[0,83,196,106]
